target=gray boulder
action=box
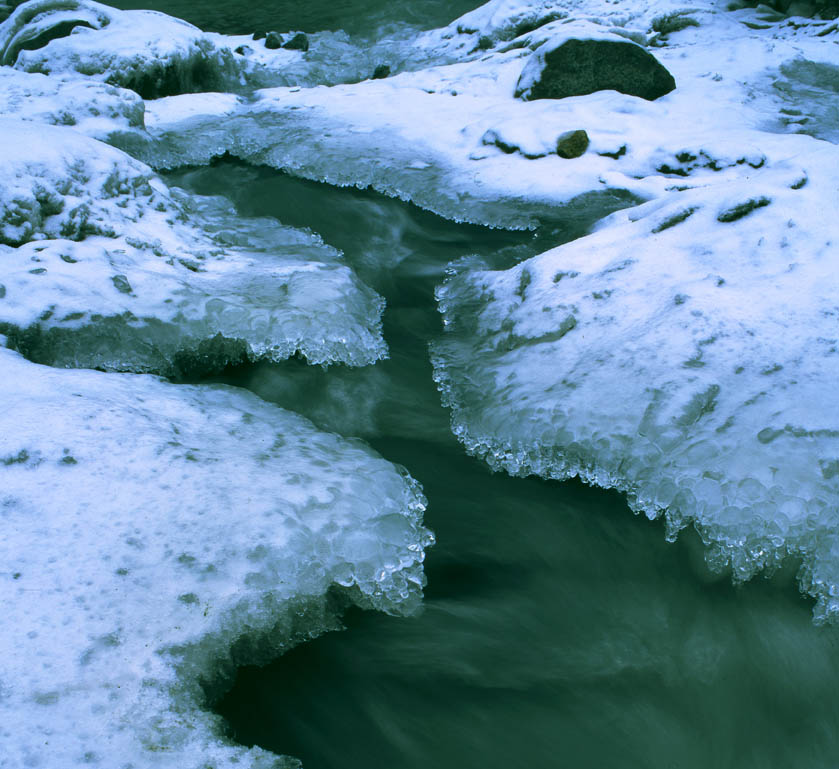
[515,37,676,102]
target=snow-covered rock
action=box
[124,1,838,229]
[0,67,144,138]
[0,346,431,769]
[432,144,839,621]
[0,0,243,97]
[0,119,387,372]
[514,33,676,101]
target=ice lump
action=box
[0,346,431,769]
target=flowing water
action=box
[170,160,839,769]
[136,2,839,764]
[107,0,484,35]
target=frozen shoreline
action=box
[1,0,838,765]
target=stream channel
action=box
[168,160,839,769]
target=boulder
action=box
[515,37,676,102]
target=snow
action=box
[124,2,838,230]
[0,119,387,371]
[1,0,839,763]
[432,143,839,621]
[0,68,144,138]
[0,346,431,769]
[0,0,243,97]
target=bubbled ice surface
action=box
[0,119,387,371]
[432,144,839,622]
[0,347,431,769]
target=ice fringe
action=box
[0,0,243,97]
[0,346,432,769]
[432,144,839,623]
[0,119,387,373]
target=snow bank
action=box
[126,1,838,229]
[0,119,387,372]
[432,144,839,621]
[0,346,431,769]
[0,0,243,97]
[0,67,144,137]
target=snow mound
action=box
[432,145,839,622]
[0,120,387,372]
[0,346,431,769]
[0,0,242,97]
[0,67,145,138]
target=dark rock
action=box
[717,197,771,223]
[556,129,589,158]
[234,45,252,56]
[252,31,266,41]
[264,31,283,50]
[515,38,676,101]
[283,33,309,52]
[372,64,391,80]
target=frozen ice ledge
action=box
[432,144,839,623]
[0,119,387,373]
[0,346,432,769]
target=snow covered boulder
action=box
[432,144,839,622]
[514,36,676,101]
[0,0,242,98]
[0,120,387,373]
[0,68,145,138]
[0,347,431,769]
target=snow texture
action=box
[432,144,839,622]
[121,1,839,229]
[0,67,144,138]
[0,346,431,769]
[0,119,387,372]
[0,0,243,97]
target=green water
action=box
[172,161,839,769]
[107,0,483,36]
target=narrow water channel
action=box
[170,160,839,769]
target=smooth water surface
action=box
[108,0,483,36]
[171,161,839,769]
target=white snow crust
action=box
[0,346,431,769]
[0,67,144,137]
[432,144,839,621]
[0,0,243,96]
[123,1,838,230]
[0,119,387,371]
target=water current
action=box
[138,1,839,764]
[170,161,839,769]
[108,0,484,36]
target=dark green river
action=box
[143,2,839,765]
[171,160,839,769]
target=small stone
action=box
[111,274,132,295]
[234,45,252,56]
[372,64,391,80]
[556,130,590,159]
[282,32,309,52]
[264,31,283,49]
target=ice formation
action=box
[0,0,244,97]
[0,346,431,769]
[0,119,387,372]
[432,142,839,621]
[1,0,839,763]
[113,0,837,231]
